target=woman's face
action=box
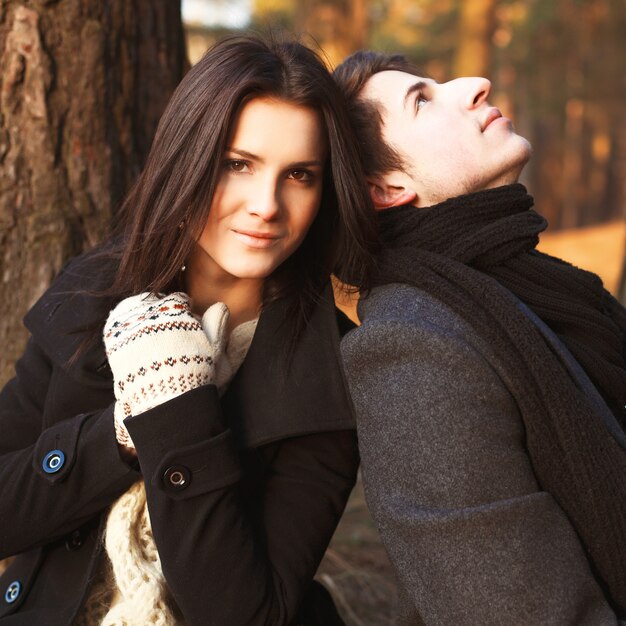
[195,96,327,282]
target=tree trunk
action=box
[453,0,496,77]
[0,1,187,387]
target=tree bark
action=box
[0,0,187,386]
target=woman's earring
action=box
[179,218,187,273]
[179,220,187,272]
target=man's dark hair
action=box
[333,50,423,177]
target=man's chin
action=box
[514,136,533,168]
[483,175,523,191]
[489,147,531,190]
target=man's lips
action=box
[482,107,504,131]
[231,228,282,248]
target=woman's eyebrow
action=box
[227,147,261,161]
[403,80,429,110]
[227,147,323,168]
[287,160,324,168]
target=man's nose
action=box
[247,179,280,220]
[445,76,492,109]
[462,77,491,109]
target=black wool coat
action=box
[0,252,359,625]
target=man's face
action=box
[362,70,532,208]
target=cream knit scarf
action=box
[76,319,258,625]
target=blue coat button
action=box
[42,449,65,474]
[4,580,20,604]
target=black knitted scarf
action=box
[373,183,626,614]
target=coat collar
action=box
[221,283,357,448]
[23,251,116,389]
[24,252,357,448]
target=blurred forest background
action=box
[0,0,624,384]
[0,1,624,622]
[186,0,626,232]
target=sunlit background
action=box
[0,3,623,623]
[182,0,626,297]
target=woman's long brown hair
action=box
[75,33,377,357]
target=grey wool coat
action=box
[341,283,625,626]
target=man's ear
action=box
[367,176,417,210]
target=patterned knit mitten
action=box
[103,292,229,448]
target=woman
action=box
[0,35,375,625]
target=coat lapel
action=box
[221,284,356,449]
[23,253,115,389]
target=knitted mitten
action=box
[103,292,229,448]
[213,318,259,394]
[97,304,257,626]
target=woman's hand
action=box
[103,292,229,448]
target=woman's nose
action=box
[246,181,280,220]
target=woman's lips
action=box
[231,229,281,249]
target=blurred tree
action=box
[0,1,187,386]
[253,0,367,66]
[309,0,362,65]
[295,0,353,65]
[453,0,496,76]
[505,0,626,229]
[252,0,294,31]
[370,0,457,80]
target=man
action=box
[335,51,626,625]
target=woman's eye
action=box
[226,160,250,173]
[416,95,428,112]
[287,169,313,183]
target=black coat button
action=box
[65,529,83,551]
[42,449,65,474]
[4,580,20,604]
[163,465,191,492]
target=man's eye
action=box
[226,160,250,173]
[288,169,313,183]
